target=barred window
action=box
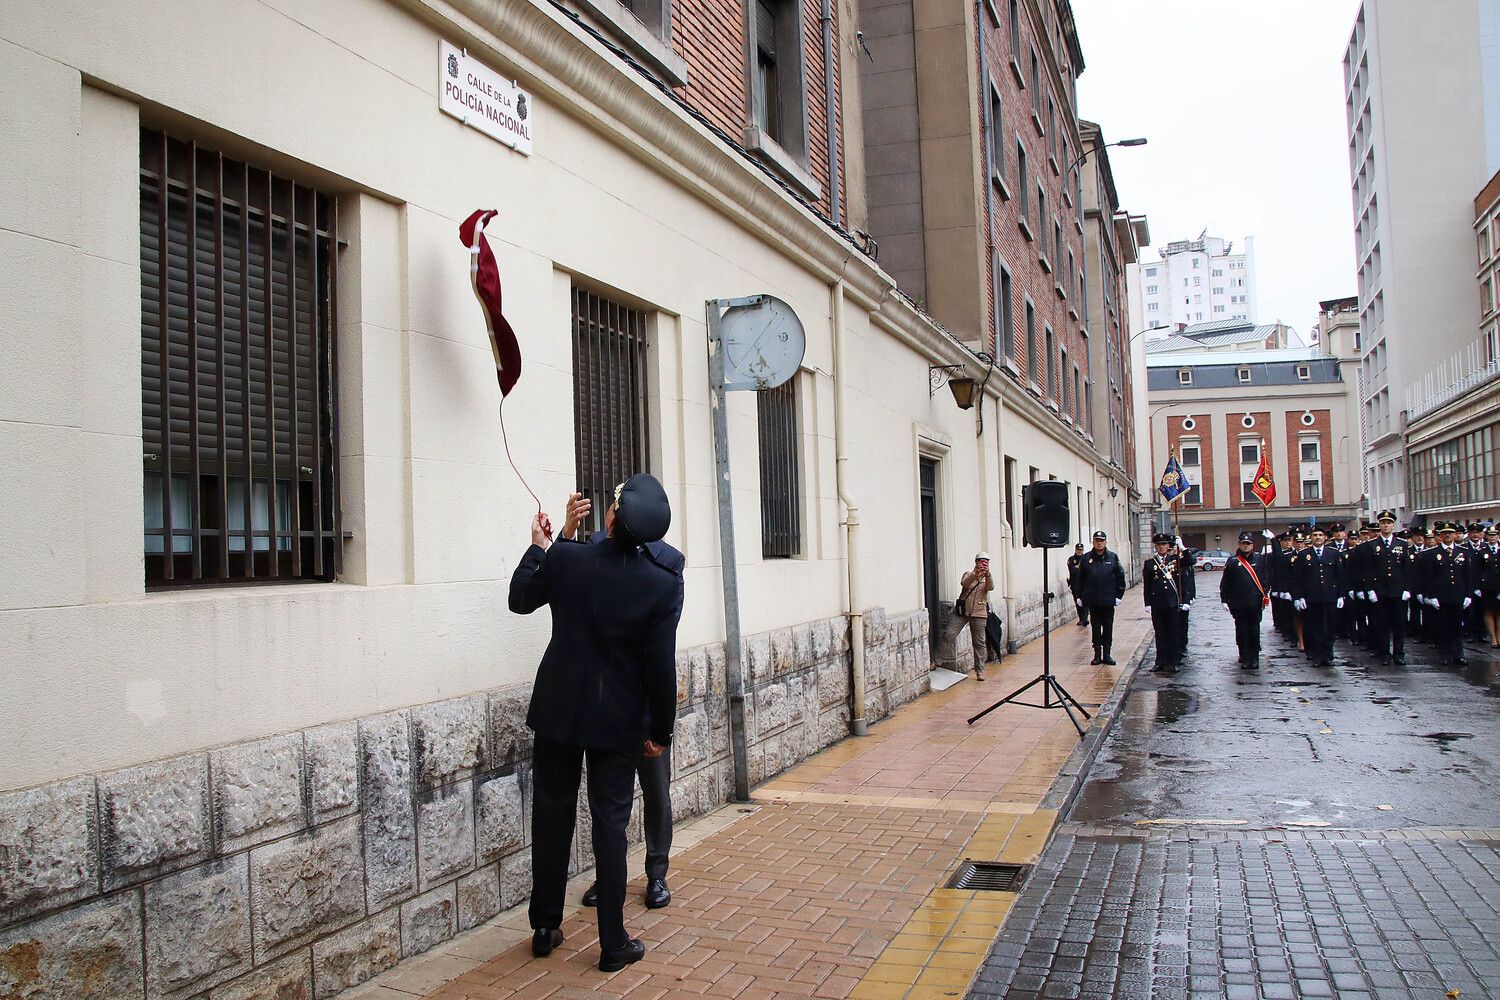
[572,284,651,539]
[140,129,340,586]
[758,378,801,558]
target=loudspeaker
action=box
[1022,481,1070,548]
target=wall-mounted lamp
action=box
[929,364,978,410]
[1108,484,1119,498]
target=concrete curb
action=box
[1038,634,1155,817]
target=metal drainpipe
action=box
[832,278,866,735]
[820,0,841,227]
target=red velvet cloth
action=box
[459,209,522,396]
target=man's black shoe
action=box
[532,928,564,957]
[599,939,646,972]
[581,883,598,907]
[645,878,671,909]
[1103,653,1117,665]
[1090,648,1103,665]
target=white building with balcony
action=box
[1344,0,1500,520]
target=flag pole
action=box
[1171,447,1181,542]
[1260,437,1269,554]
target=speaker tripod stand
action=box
[967,546,1097,737]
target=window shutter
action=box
[140,129,339,584]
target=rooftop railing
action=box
[1405,329,1500,421]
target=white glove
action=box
[1416,594,1424,605]
[1295,599,1307,611]
[1348,590,1356,599]
[1368,591,1377,602]
[1427,598,1439,608]
[1463,597,1472,609]
[1336,597,1344,609]
[1179,603,1190,611]
[1401,591,1410,601]
[1114,598,1121,606]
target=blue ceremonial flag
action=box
[1158,454,1192,504]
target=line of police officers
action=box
[1254,513,1500,670]
[1138,513,1500,673]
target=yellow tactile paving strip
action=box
[849,809,1058,999]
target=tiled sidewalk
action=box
[355,597,1150,1000]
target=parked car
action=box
[1194,549,1232,571]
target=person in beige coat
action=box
[957,553,995,679]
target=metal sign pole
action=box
[707,300,751,802]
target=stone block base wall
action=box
[0,607,928,1000]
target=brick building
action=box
[1146,351,1364,552]
[858,0,1148,583]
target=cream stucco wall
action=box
[0,0,1128,791]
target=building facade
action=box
[0,0,1145,996]
[1133,234,1257,330]
[1344,0,1499,521]
[1402,168,1500,524]
[1080,121,1148,576]
[857,0,1146,595]
[1147,350,1364,552]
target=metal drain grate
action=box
[945,861,1031,892]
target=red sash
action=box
[1238,555,1269,607]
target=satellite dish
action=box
[715,295,806,390]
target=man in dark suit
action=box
[1066,543,1089,628]
[556,492,678,914]
[1356,510,1413,665]
[509,474,684,972]
[1220,531,1268,670]
[1416,520,1478,666]
[1292,526,1344,667]
[1078,530,1126,665]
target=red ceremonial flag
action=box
[1251,451,1276,507]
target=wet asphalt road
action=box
[1072,575,1500,831]
[973,577,1500,999]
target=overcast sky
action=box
[1073,0,1363,339]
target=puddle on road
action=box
[1154,689,1198,724]
[1418,731,1474,752]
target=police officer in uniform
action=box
[1356,510,1412,665]
[509,474,684,972]
[1145,532,1186,673]
[1078,530,1126,665]
[1416,520,1478,666]
[1174,536,1197,656]
[1292,526,1344,667]
[1478,523,1500,648]
[1465,522,1488,643]
[1066,543,1089,628]
[1220,530,1269,669]
[1330,523,1354,640]
[1268,532,1296,637]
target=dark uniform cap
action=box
[1093,530,1107,541]
[1377,509,1397,523]
[1152,532,1174,545]
[1238,530,1256,543]
[1438,520,1459,533]
[613,473,672,544]
[1330,523,1345,533]
[1468,522,1485,532]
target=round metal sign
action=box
[717,295,806,390]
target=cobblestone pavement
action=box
[973,578,1500,999]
